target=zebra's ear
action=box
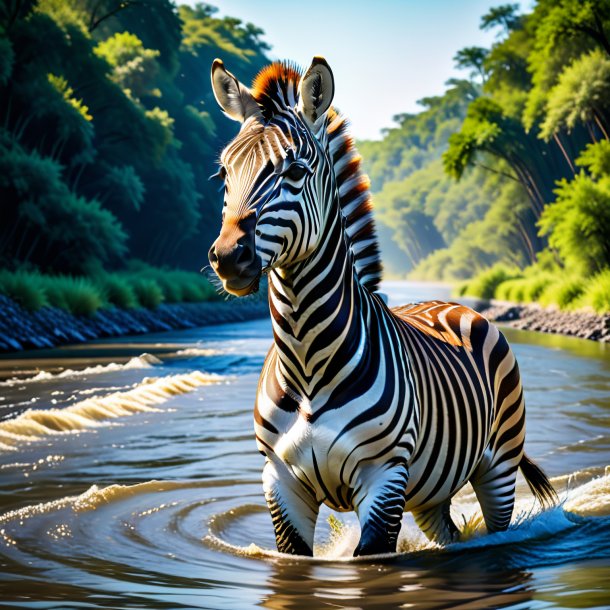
[211,59,261,123]
[298,56,335,127]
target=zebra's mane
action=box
[251,62,383,293]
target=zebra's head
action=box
[208,57,336,296]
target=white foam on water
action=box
[174,348,222,358]
[0,370,221,450]
[0,353,163,387]
[204,469,610,562]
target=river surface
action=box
[0,281,608,609]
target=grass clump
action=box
[39,275,104,316]
[0,265,233,314]
[495,274,555,303]
[131,278,163,309]
[0,270,48,310]
[458,265,521,300]
[581,270,610,313]
[97,274,138,309]
[123,261,221,304]
[539,277,585,309]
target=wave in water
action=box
[204,470,610,562]
[0,470,607,588]
[0,353,163,387]
[0,371,221,451]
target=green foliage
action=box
[47,73,92,121]
[122,261,220,303]
[454,46,489,82]
[539,172,610,275]
[42,275,104,316]
[523,0,610,131]
[539,277,585,309]
[0,130,128,272]
[540,49,610,140]
[581,270,610,313]
[96,274,138,309]
[0,269,48,310]
[458,264,521,299]
[495,274,554,302]
[0,267,219,313]
[95,31,161,99]
[131,277,163,309]
[577,140,610,178]
[480,4,523,35]
[0,0,270,281]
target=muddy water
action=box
[0,282,608,609]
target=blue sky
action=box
[180,1,520,140]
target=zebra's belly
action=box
[402,427,488,513]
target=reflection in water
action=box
[0,282,608,609]
[261,558,534,610]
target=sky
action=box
[180,1,514,140]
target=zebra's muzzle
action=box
[208,232,261,297]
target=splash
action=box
[204,470,610,562]
[0,353,162,387]
[0,370,221,451]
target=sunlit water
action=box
[0,281,608,609]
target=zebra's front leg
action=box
[353,459,409,556]
[262,458,320,556]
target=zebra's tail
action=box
[519,453,558,508]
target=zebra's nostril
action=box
[236,242,254,265]
[208,245,219,265]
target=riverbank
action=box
[475,300,610,342]
[1,290,608,353]
[0,295,268,353]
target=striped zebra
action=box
[208,57,557,556]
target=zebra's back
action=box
[390,300,525,512]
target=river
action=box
[0,281,608,609]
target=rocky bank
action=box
[475,300,610,342]
[0,295,268,353]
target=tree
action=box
[454,46,489,83]
[540,49,610,140]
[480,4,524,36]
[538,141,610,275]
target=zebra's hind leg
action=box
[469,457,519,534]
[412,499,460,545]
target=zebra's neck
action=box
[268,201,372,406]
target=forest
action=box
[1,0,609,314]
[0,0,269,312]
[360,0,610,312]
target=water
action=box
[0,281,608,609]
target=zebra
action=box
[207,56,557,556]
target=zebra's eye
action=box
[283,163,308,182]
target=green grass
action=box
[0,270,48,310]
[97,274,138,309]
[457,263,610,314]
[40,276,103,316]
[131,278,164,309]
[456,264,521,300]
[495,274,554,303]
[539,277,585,309]
[0,265,221,314]
[581,270,610,313]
